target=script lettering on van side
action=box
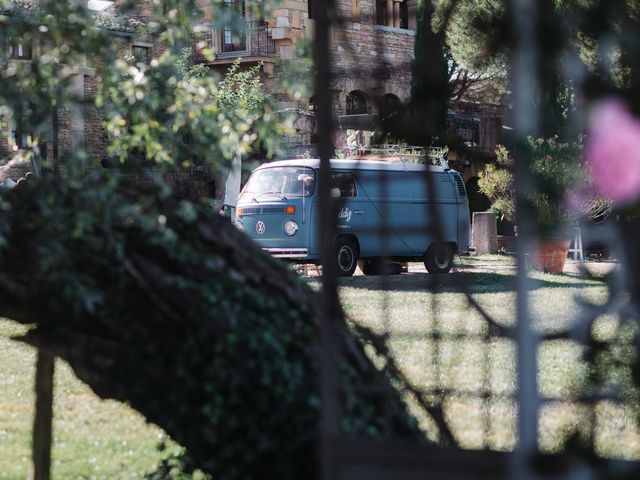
[337,207,352,223]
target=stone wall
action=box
[277,0,416,112]
[185,1,416,145]
[331,20,415,114]
[262,0,416,144]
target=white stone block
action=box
[276,16,291,28]
[472,212,498,254]
[272,27,286,40]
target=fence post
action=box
[568,227,584,261]
[30,1,59,466]
[31,353,55,480]
[510,0,540,478]
[28,117,55,480]
[313,1,341,480]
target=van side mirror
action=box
[331,187,341,198]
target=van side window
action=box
[331,172,357,197]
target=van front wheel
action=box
[424,243,453,274]
[335,238,358,277]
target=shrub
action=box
[478,137,611,233]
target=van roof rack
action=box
[340,145,449,167]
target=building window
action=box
[331,172,357,197]
[352,0,361,21]
[11,103,33,149]
[376,0,409,29]
[400,2,408,29]
[222,0,247,53]
[132,45,151,64]
[7,39,32,60]
[308,0,313,19]
[87,0,114,12]
[346,91,368,115]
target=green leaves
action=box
[1,0,289,186]
[99,49,287,175]
[0,4,419,479]
[215,59,265,113]
[478,137,611,231]
[0,1,111,168]
[478,145,514,221]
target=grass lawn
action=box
[0,321,173,480]
[0,255,638,478]
[335,259,640,459]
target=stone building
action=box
[191,0,421,145]
[190,1,506,155]
[0,0,153,178]
[1,0,506,199]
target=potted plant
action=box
[478,137,610,272]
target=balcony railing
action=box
[193,20,276,62]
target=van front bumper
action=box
[263,247,309,259]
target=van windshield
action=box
[240,167,316,200]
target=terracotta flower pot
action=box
[529,239,571,273]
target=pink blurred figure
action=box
[586,98,640,204]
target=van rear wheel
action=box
[335,238,358,277]
[424,243,454,274]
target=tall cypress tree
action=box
[408,0,450,147]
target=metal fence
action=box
[311,1,640,479]
[5,1,640,479]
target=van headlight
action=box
[284,220,298,236]
[234,220,244,232]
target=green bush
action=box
[478,137,610,234]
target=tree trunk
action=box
[0,176,434,480]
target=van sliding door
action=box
[354,170,414,257]
[332,171,374,256]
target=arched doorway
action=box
[308,95,317,113]
[378,94,402,143]
[346,90,368,115]
[379,94,401,121]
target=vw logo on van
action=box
[256,221,266,235]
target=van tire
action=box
[424,243,453,274]
[335,238,358,277]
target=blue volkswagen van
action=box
[235,159,470,276]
